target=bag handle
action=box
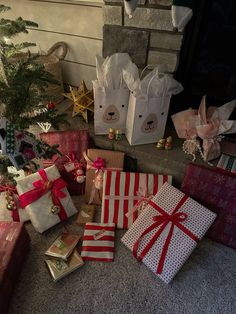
[46,42,68,60]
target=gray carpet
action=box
[9,198,236,314]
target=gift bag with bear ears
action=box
[124,68,183,146]
[93,53,134,135]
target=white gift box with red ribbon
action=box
[81,222,115,262]
[16,165,77,233]
[121,183,216,283]
[101,170,172,229]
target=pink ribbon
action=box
[125,187,153,218]
[19,169,68,221]
[92,157,105,171]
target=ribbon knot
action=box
[92,157,105,171]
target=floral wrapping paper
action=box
[121,183,216,283]
[101,170,172,229]
[16,165,77,233]
[181,163,236,248]
[81,223,115,262]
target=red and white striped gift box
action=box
[101,171,172,229]
[81,223,115,262]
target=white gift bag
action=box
[125,92,171,145]
[93,82,130,135]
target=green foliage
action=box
[0,4,69,185]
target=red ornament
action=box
[47,101,56,110]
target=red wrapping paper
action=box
[40,130,89,195]
[0,222,30,313]
[181,163,236,248]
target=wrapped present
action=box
[102,170,172,229]
[0,222,30,313]
[76,204,96,225]
[81,223,115,262]
[45,233,80,260]
[217,154,236,173]
[40,129,89,195]
[0,186,30,222]
[84,149,124,205]
[16,165,77,233]
[121,183,216,283]
[45,250,84,282]
[181,163,236,248]
[0,118,43,170]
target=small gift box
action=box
[181,163,236,248]
[16,165,77,233]
[0,222,30,313]
[40,129,89,195]
[84,149,124,205]
[76,204,96,225]
[81,222,115,262]
[0,187,29,222]
[45,250,84,282]
[102,170,172,229]
[121,183,216,283]
[45,233,80,260]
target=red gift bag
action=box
[40,130,90,195]
[0,222,30,313]
[181,163,236,249]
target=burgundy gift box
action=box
[40,130,90,195]
[181,163,236,249]
[0,222,30,313]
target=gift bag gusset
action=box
[0,185,29,222]
[124,67,183,145]
[84,149,124,205]
[16,165,77,233]
[121,183,216,283]
[102,170,172,229]
[81,222,115,262]
[181,163,236,249]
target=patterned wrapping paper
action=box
[181,163,236,248]
[81,223,115,262]
[84,149,125,205]
[217,154,236,173]
[40,129,89,195]
[0,191,30,222]
[101,170,172,229]
[16,165,77,233]
[121,183,216,284]
[0,222,30,313]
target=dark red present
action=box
[0,222,30,313]
[40,130,89,195]
[181,163,236,249]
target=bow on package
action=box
[172,96,236,162]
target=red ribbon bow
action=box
[19,169,68,221]
[133,194,199,275]
[92,157,105,171]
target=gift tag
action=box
[76,204,96,225]
[64,162,77,173]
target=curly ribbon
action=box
[0,185,20,221]
[19,169,68,221]
[133,195,200,275]
[83,152,122,204]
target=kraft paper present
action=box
[121,183,216,283]
[76,204,96,225]
[84,149,124,205]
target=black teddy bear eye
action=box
[99,105,102,108]
[122,105,125,108]
[139,115,142,118]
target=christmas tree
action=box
[0,4,68,184]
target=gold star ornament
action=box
[62,80,94,122]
